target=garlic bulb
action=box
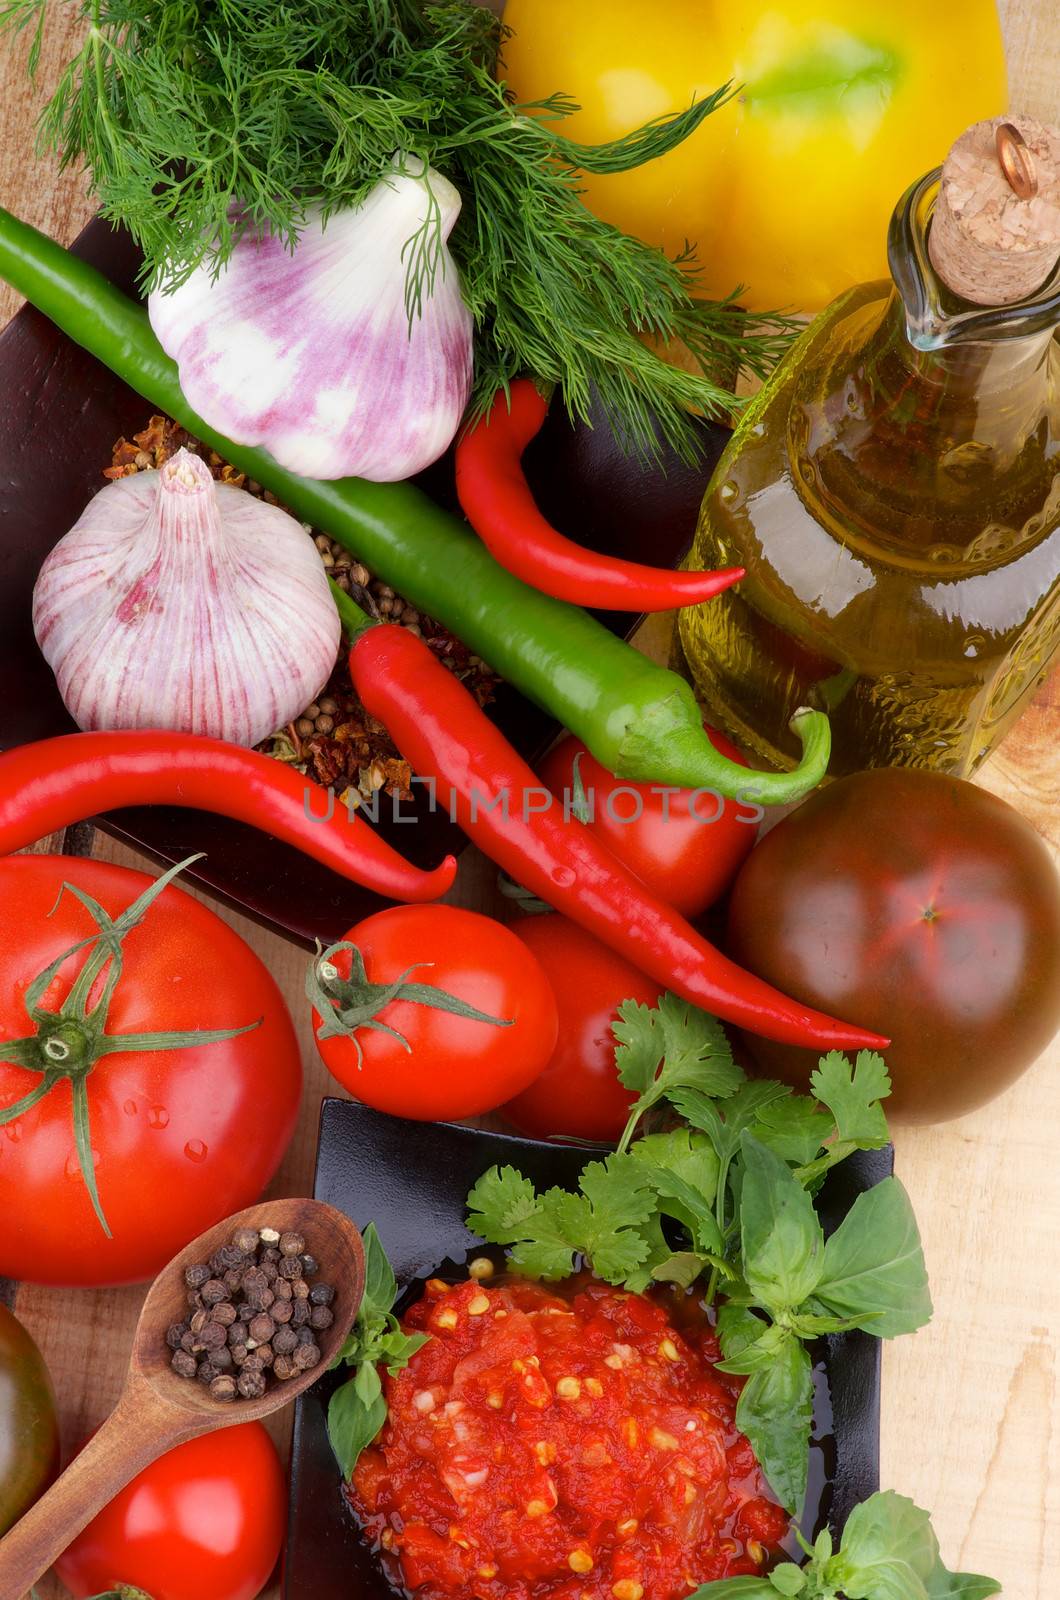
[33,449,341,747]
[148,162,474,482]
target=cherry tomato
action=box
[311,905,558,1120]
[725,769,1060,1122]
[538,728,759,918]
[0,856,301,1286]
[0,1304,59,1535]
[55,1423,285,1600]
[503,914,663,1142]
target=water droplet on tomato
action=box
[65,1149,100,1179]
[6,1124,22,1144]
[551,866,576,888]
[184,1139,208,1163]
[123,1098,138,1117]
[146,1104,170,1129]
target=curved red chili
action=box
[346,619,888,1053]
[0,732,456,903]
[455,381,745,612]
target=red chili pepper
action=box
[455,381,745,612]
[347,621,888,1052]
[0,731,455,902]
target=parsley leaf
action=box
[614,994,743,1151]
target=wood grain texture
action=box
[1,3,1059,1597]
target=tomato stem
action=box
[307,938,514,1068]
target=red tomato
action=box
[55,1424,285,1600]
[311,905,558,1120]
[0,856,300,1286]
[538,728,759,917]
[503,914,662,1142]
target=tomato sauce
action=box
[349,1275,789,1600]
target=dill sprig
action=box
[1,0,796,459]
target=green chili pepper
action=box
[0,206,830,804]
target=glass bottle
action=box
[678,125,1060,779]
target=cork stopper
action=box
[927,114,1060,305]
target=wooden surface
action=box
[1,4,1059,1598]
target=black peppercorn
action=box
[227,1320,249,1348]
[279,1256,303,1282]
[237,1369,267,1400]
[189,1309,208,1335]
[223,1267,245,1292]
[241,1351,266,1374]
[198,1320,227,1352]
[171,1350,197,1379]
[295,1326,316,1346]
[210,1302,238,1327]
[232,1227,260,1255]
[273,1326,298,1356]
[271,1299,293,1325]
[273,1278,293,1302]
[291,1299,310,1327]
[214,1243,248,1272]
[310,1305,334,1331]
[229,1342,249,1367]
[184,1263,210,1289]
[292,1279,310,1300]
[262,1246,281,1265]
[180,1330,198,1354]
[309,1283,335,1306]
[212,1346,234,1373]
[201,1278,229,1306]
[187,1290,205,1311]
[166,1322,188,1350]
[301,1254,319,1276]
[248,1313,275,1344]
[197,1359,221,1384]
[260,1258,279,1284]
[210,1375,238,1401]
[272,1355,296,1381]
[255,1343,275,1368]
[279,1231,305,1257]
[293,1342,321,1370]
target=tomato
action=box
[725,769,1060,1122]
[0,1304,59,1535]
[502,915,662,1142]
[538,728,758,918]
[311,905,559,1120]
[55,1423,285,1600]
[0,856,301,1286]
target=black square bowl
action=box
[284,1099,888,1597]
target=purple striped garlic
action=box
[33,449,340,747]
[148,163,474,481]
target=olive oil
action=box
[680,155,1060,778]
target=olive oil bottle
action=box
[680,116,1060,777]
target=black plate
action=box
[0,220,729,946]
[284,1099,889,1598]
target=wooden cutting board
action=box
[1,4,1058,1598]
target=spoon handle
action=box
[0,1369,204,1597]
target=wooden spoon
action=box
[0,1196,365,1598]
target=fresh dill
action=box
[1,0,796,459]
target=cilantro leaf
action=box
[732,1331,814,1515]
[629,1129,724,1254]
[614,993,743,1150]
[673,1079,792,1166]
[739,1133,825,1313]
[807,1178,932,1337]
[811,1051,892,1147]
[830,1491,1001,1600]
[466,1165,544,1243]
[751,1094,834,1166]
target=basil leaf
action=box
[327,1365,387,1480]
[808,1179,932,1337]
[685,1582,778,1600]
[768,1565,808,1595]
[832,1491,1001,1600]
[732,1331,814,1515]
[739,1133,825,1312]
[361,1221,397,1315]
[716,1303,770,1363]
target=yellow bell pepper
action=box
[500,0,1007,312]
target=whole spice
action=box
[336,593,887,1052]
[0,215,828,805]
[170,1224,331,1399]
[0,731,456,903]
[149,162,473,481]
[33,447,340,747]
[455,380,745,611]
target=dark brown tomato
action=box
[0,1303,59,1535]
[725,768,1060,1122]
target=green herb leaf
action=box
[685,1582,778,1599]
[466,1165,545,1243]
[767,1565,809,1596]
[731,1332,814,1516]
[362,1222,398,1317]
[614,993,743,1150]
[673,1079,791,1166]
[716,1304,771,1363]
[739,1133,825,1313]
[811,1052,892,1148]
[327,1365,387,1481]
[807,1179,932,1337]
[750,1095,834,1167]
[830,1491,1001,1600]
